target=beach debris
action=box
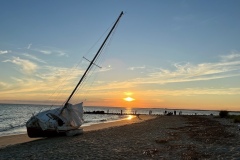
[155,139,168,144]
[65,128,83,136]
[143,149,158,157]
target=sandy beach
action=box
[0,115,154,149]
[0,115,239,159]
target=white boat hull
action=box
[26,103,84,138]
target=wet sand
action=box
[0,115,239,159]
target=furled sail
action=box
[60,102,84,128]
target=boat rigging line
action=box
[61,11,124,113]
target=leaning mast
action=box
[62,11,124,111]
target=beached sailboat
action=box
[26,11,124,138]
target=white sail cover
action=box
[61,102,84,128]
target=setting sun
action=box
[123,97,135,102]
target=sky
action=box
[0,0,240,111]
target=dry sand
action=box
[0,115,239,160]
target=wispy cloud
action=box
[0,50,11,55]
[86,53,240,91]
[220,51,240,62]
[98,66,112,72]
[0,64,87,104]
[128,65,146,70]
[56,50,68,57]
[39,50,52,55]
[27,43,32,49]
[0,81,11,90]
[22,53,46,63]
[1,52,240,106]
[3,57,38,74]
[127,53,240,85]
[35,48,68,57]
[142,88,240,96]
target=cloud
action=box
[0,64,88,105]
[66,52,240,93]
[0,50,11,54]
[129,53,240,85]
[36,49,68,57]
[3,57,38,74]
[128,65,146,71]
[142,88,240,96]
[1,51,239,106]
[98,66,112,72]
[27,43,32,49]
[220,51,240,62]
[56,51,68,57]
[39,50,52,54]
[0,81,10,90]
[22,53,46,63]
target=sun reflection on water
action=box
[127,115,134,120]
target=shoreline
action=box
[0,115,155,148]
[0,115,239,159]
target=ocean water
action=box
[0,104,127,137]
[0,104,239,137]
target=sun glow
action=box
[123,97,135,102]
[124,92,133,96]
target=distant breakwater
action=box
[84,110,152,115]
